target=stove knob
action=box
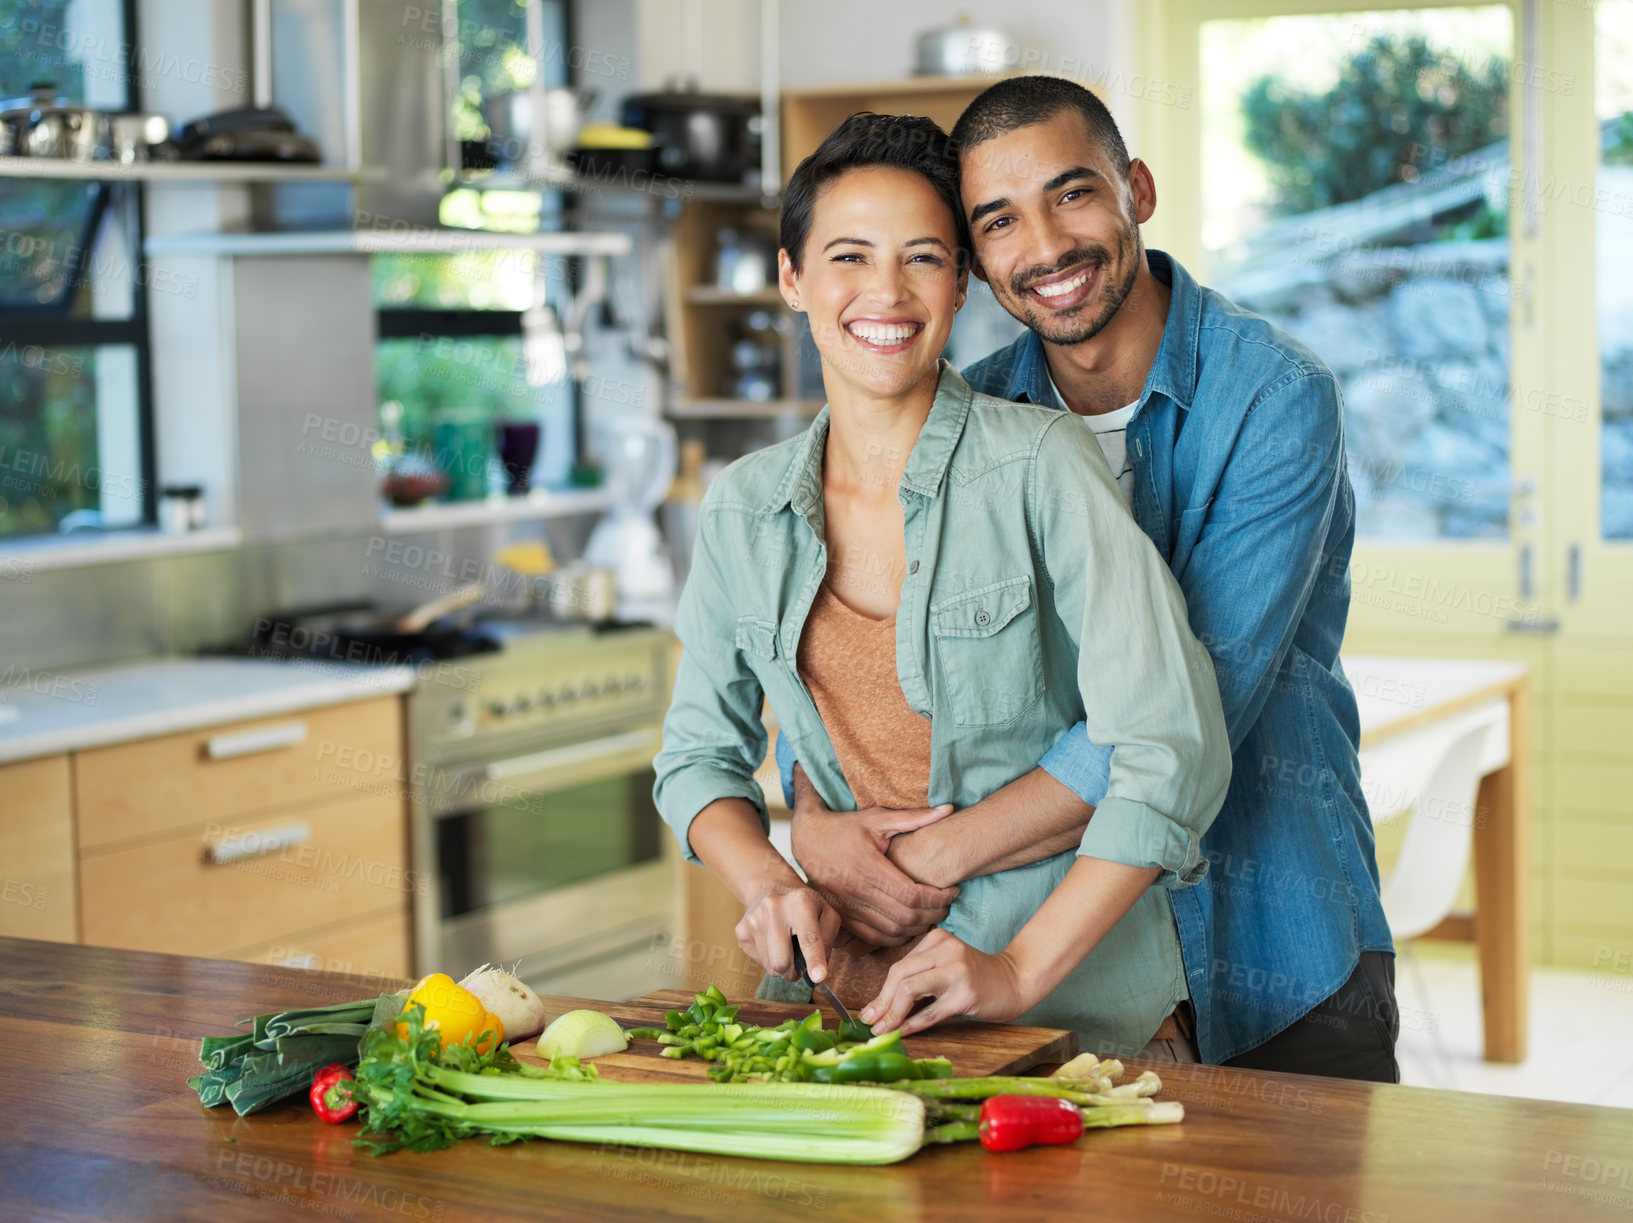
[625,672,645,690]
[582,679,601,698]
[485,700,507,719]
[557,686,577,703]
[537,689,555,709]
[513,695,532,712]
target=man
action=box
[781,75,1398,1081]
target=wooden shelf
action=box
[668,398,821,420]
[684,287,784,305]
[780,74,1011,99]
[145,229,632,258]
[780,75,1024,180]
[0,156,382,183]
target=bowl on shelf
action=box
[381,455,449,508]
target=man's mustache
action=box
[1010,246,1115,298]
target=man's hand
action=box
[790,764,959,948]
[858,929,1032,1037]
[735,879,841,983]
[887,768,1097,888]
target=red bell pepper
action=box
[310,1063,358,1124]
[978,1095,1085,1152]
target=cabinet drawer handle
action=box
[204,720,308,761]
[204,821,313,865]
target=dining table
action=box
[3,937,1630,1221]
[1344,655,1532,1062]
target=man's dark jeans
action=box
[1222,951,1400,1083]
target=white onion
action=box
[459,964,548,1039]
[536,1009,630,1061]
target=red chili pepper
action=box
[310,1064,357,1124]
[978,1095,1085,1152]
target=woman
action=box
[652,113,1231,1055]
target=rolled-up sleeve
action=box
[1038,726,1113,807]
[1029,413,1231,888]
[651,494,770,862]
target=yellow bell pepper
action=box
[396,972,504,1052]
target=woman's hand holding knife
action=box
[685,797,841,982]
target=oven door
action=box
[418,723,677,999]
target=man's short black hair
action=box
[951,75,1132,176]
[780,111,971,273]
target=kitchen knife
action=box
[790,934,866,1038]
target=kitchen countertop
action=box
[4,938,1630,1222]
[0,656,416,765]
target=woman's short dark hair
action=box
[780,112,971,273]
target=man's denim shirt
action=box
[778,251,1393,1063]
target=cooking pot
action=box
[915,16,1014,77]
[619,83,761,185]
[8,84,107,160]
[109,113,170,164]
[485,87,595,174]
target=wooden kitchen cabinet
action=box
[221,906,413,982]
[0,755,77,943]
[79,790,408,960]
[19,695,412,974]
[73,697,402,850]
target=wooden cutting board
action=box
[520,988,1076,1083]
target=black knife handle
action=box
[789,933,812,985]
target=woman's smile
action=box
[844,317,927,354]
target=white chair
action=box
[1359,700,1509,940]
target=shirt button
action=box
[908,561,919,575]
[975,609,990,626]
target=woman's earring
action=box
[790,299,800,309]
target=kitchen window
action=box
[0,0,153,541]
[373,0,580,494]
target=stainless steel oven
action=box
[408,624,678,1000]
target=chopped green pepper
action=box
[810,1051,924,1084]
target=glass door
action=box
[1139,0,1633,969]
[1553,0,1633,639]
[1542,0,1633,968]
[1146,0,1541,649]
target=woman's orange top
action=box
[795,581,932,810]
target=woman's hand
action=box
[735,879,843,983]
[857,928,1036,1037]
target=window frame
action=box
[0,0,157,536]
[371,0,582,470]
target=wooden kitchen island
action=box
[2,939,1630,1222]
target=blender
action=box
[583,416,679,624]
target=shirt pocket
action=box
[734,616,779,661]
[929,575,1045,728]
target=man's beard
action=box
[1000,225,1140,346]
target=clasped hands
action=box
[734,768,1035,1038]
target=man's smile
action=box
[1022,262,1100,311]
